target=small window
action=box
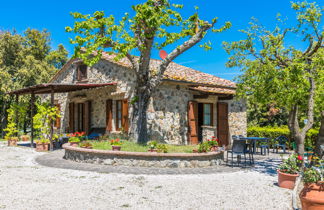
[116,100,122,131]
[77,64,87,81]
[203,103,213,126]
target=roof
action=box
[101,52,236,89]
[49,52,236,95]
[7,83,116,95]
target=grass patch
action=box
[0,139,6,141]
[90,140,198,153]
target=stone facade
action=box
[50,59,247,145]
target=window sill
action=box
[201,125,216,129]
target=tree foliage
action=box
[0,29,68,136]
[223,1,323,156]
[66,0,231,143]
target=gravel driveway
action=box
[0,142,291,210]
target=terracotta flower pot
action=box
[20,136,30,142]
[300,182,324,210]
[211,146,219,152]
[69,142,79,147]
[7,139,18,146]
[148,149,158,152]
[35,143,49,152]
[112,145,121,151]
[277,170,299,189]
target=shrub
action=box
[35,139,50,144]
[198,141,210,153]
[156,144,168,153]
[69,137,81,143]
[247,126,319,149]
[278,154,301,174]
[147,140,158,149]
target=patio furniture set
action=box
[226,135,289,167]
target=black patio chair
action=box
[227,139,249,167]
[273,136,288,154]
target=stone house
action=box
[41,52,246,145]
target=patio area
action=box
[0,141,292,209]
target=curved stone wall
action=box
[63,144,224,168]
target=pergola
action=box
[7,83,116,149]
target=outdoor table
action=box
[239,137,270,154]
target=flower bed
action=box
[63,143,224,168]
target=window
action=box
[115,100,122,131]
[203,103,213,126]
[77,64,87,81]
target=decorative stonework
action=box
[63,144,224,168]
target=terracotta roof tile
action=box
[101,52,236,89]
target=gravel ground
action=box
[0,142,292,210]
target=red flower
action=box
[297,155,303,161]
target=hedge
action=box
[247,126,319,149]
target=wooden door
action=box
[106,99,113,132]
[77,103,85,132]
[84,101,91,135]
[188,101,198,144]
[217,102,229,146]
[122,99,129,133]
[68,103,75,133]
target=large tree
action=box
[0,29,68,136]
[66,0,231,144]
[223,1,323,157]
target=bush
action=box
[247,126,319,149]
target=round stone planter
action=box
[112,146,121,151]
[69,142,80,147]
[277,170,299,190]
[63,143,224,168]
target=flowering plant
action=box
[67,132,86,137]
[207,136,220,147]
[278,154,301,174]
[302,156,324,184]
[68,136,81,143]
[110,138,122,146]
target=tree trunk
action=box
[130,87,151,144]
[315,111,324,158]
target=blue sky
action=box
[0,0,305,81]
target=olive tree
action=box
[223,1,323,157]
[66,0,231,144]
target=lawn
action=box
[90,140,198,153]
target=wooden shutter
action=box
[68,102,75,133]
[217,102,229,146]
[106,100,113,132]
[122,99,129,133]
[84,101,91,135]
[188,101,198,144]
[55,104,61,129]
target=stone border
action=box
[63,143,224,168]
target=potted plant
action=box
[197,141,210,153]
[147,140,158,152]
[277,154,301,189]
[68,137,81,147]
[7,136,19,146]
[35,139,50,152]
[299,157,324,210]
[156,144,168,153]
[80,142,93,149]
[20,135,30,142]
[110,139,122,151]
[208,136,220,152]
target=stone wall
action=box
[63,144,224,168]
[201,126,217,142]
[220,98,247,145]
[49,58,247,145]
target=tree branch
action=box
[301,69,315,136]
[150,21,215,88]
